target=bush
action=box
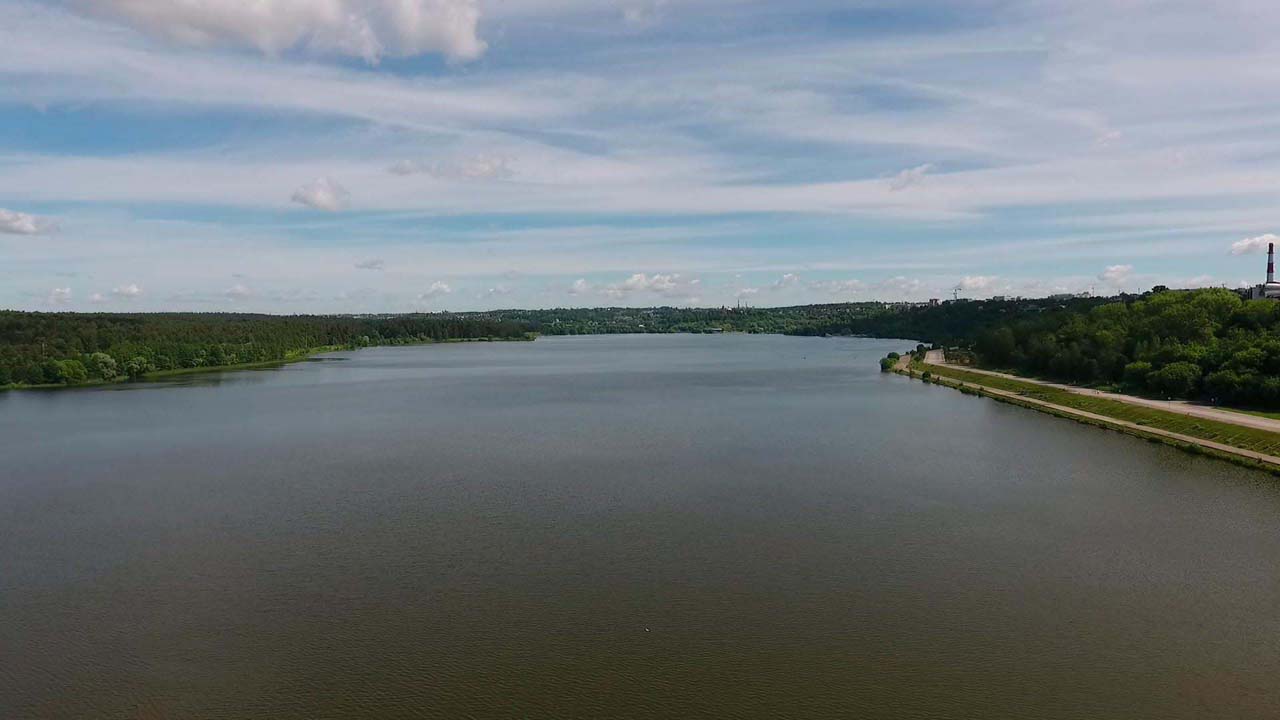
[87,352,118,380]
[56,360,89,385]
[1123,361,1153,389]
[124,356,155,379]
[1146,361,1202,398]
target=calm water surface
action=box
[2,335,1279,718]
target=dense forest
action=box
[11,289,1277,405]
[0,312,530,387]
[860,288,1280,409]
[474,304,888,336]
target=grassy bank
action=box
[917,363,1280,457]
[895,360,1280,474]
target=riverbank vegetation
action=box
[915,362,1280,458]
[0,312,531,388]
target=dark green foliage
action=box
[1146,361,1202,398]
[0,312,530,387]
[886,287,1280,408]
[489,304,889,336]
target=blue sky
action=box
[2,0,1279,312]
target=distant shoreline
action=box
[0,335,535,393]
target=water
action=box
[2,335,1278,719]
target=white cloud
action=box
[887,163,934,192]
[0,208,56,235]
[1098,264,1134,287]
[355,258,385,270]
[291,177,350,212]
[1230,233,1279,255]
[388,154,514,180]
[89,292,107,304]
[483,284,512,298]
[878,276,923,296]
[771,273,801,291]
[603,272,699,300]
[75,0,486,64]
[225,283,253,299]
[48,287,72,305]
[419,281,452,299]
[565,273,702,303]
[959,275,997,291]
[111,283,142,298]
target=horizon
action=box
[4,1,1280,312]
[0,283,1230,318]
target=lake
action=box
[2,334,1279,718]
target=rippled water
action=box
[2,334,1279,718]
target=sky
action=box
[2,0,1279,312]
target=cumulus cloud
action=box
[387,154,514,180]
[419,281,452,299]
[111,283,143,299]
[354,258,385,271]
[887,163,935,192]
[565,273,701,303]
[291,177,350,211]
[48,287,72,305]
[1231,233,1279,255]
[225,283,253,299]
[771,273,801,291]
[602,273,699,301]
[76,0,486,64]
[959,275,998,291]
[1098,264,1134,287]
[878,276,923,295]
[89,292,107,304]
[483,284,512,298]
[0,208,57,235]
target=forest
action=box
[478,304,888,336]
[885,288,1280,409]
[10,290,1277,406]
[0,312,530,387]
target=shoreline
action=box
[0,335,536,393]
[892,358,1280,476]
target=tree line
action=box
[0,312,530,387]
[844,288,1280,408]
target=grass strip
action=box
[918,363,1280,459]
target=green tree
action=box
[87,352,118,380]
[1146,361,1202,398]
[1123,361,1153,389]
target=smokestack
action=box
[1269,243,1275,284]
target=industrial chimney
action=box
[1269,243,1275,284]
